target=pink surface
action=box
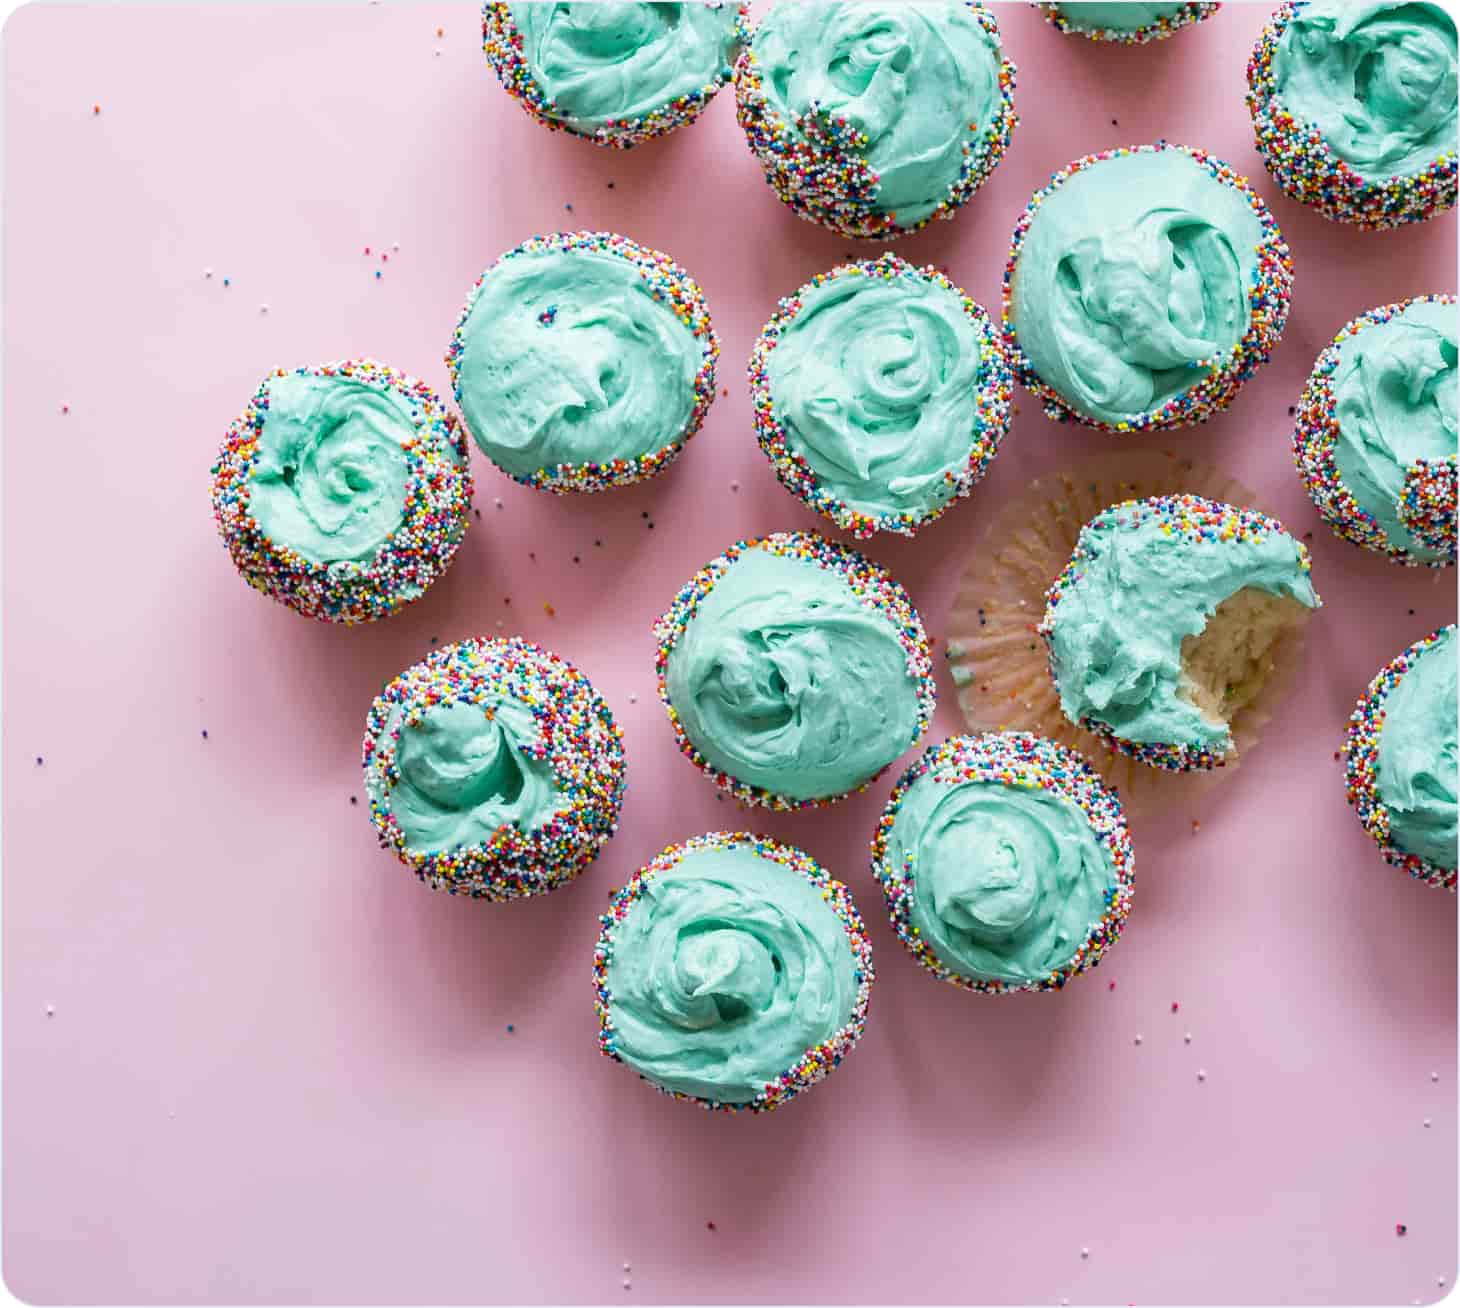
[3,3,1457,1303]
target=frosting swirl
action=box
[505,2,742,132]
[247,373,411,564]
[882,740,1121,986]
[1010,150,1263,427]
[602,838,861,1105]
[749,0,1006,228]
[1333,298,1458,562]
[451,234,707,484]
[1041,497,1320,757]
[1273,0,1458,181]
[1377,625,1458,869]
[663,543,924,802]
[761,258,1001,528]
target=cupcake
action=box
[1294,295,1457,568]
[1038,494,1321,772]
[733,0,1017,241]
[594,832,873,1111]
[482,2,749,149]
[655,531,935,809]
[1037,2,1220,44]
[362,637,626,900]
[1344,626,1458,890]
[1003,142,1293,434]
[871,733,1134,993]
[447,232,718,493]
[749,254,1013,538]
[210,360,472,625]
[1246,1,1457,230]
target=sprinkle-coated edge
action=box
[1036,1,1220,44]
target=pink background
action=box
[4,3,1457,1303]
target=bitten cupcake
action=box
[482,2,749,149]
[750,254,1013,538]
[655,532,935,809]
[1003,142,1293,434]
[1294,295,1457,567]
[1038,495,1321,772]
[734,0,1017,241]
[595,832,873,1111]
[363,638,626,900]
[871,733,1134,993]
[1344,626,1458,890]
[1037,2,1220,44]
[210,360,472,624]
[447,231,718,493]
[1246,1,1457,230]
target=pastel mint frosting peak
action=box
[248,372,412,564]
[1378,625,1458,868]
[506,2,742,130]
[1041,497,1320,753]
[1333,298,1458,560]
[602,840,860,1104]
[1274,0,1458,180]
[765,259,994,524]
[751,0,1005,226]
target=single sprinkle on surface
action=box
[1080,1248,1090,1260]
[1424,1118,1432,1127]
[34,757,43,766]
[375,270,383,280]
[1433,1072,1441,1082]
[707,1222,716,1231]
[1171,1001,1180,1013]
[92,104,101,115]
[1134,1033,1143,1045]
[350,796,358,806]
[45,1005,54,1017]
[544,603,556,617]
[1197,1069,1208,1081]
[506,1024,515,1033]
[1184,1032,1193,1043]
[1397,1224,1408,1236]
[628,694,638,704]
[1108,980,1116,991]
[60,403,69,414]
[565,202,574,213]
[201,729,209,740]
[1191,819,1201,835]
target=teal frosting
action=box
[751,0,1005,227]
[766,266,989,522]
[248,373,413,565]
[885,761,1117,986]
[1046,505,1319,752]
[1010,150,1263,427]
[604,843,858,1103]
[371,699,564,854]
[507,2,742,130]
[1378,626,1458,868]
[1333,299,1458,561]
[1272,0,1458,182]
[1049,3,1192,34]
[455,245,700,478]
[666,548,920,801]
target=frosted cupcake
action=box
[363,638,626,900]
[733,0,1017,241]
[1246,1,1457,229]
[1295,296,1457,567]
[872,733,1134,993]
[482,2,749,149]
[655,532,935,809]
[595,832,874,1111]
[750,254,1013,538]
[1344,626,1458,890]
[210,360,472,624]
[1003,143,1293,434]
[1039,495,1321,772]
[447,232,717,493]
[1037,3,1220,44]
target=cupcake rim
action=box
[732,0,1018,241]
[870,731,1135,994]
[1001,140,1294,434]
[1293,294,1458,568]
[481,1,752,150]
[1035,1,1221,45]
[363,635,627,900]
[594,830,875,1112]
[653,530,937,811]
[445,230,719,494]
[1037,492,1318,772]
[748,252,1014,539]
[1245,1,1459,230]
[209,358,473,626]
[1343,625,1458,892]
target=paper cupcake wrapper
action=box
[944,448,1314,815]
